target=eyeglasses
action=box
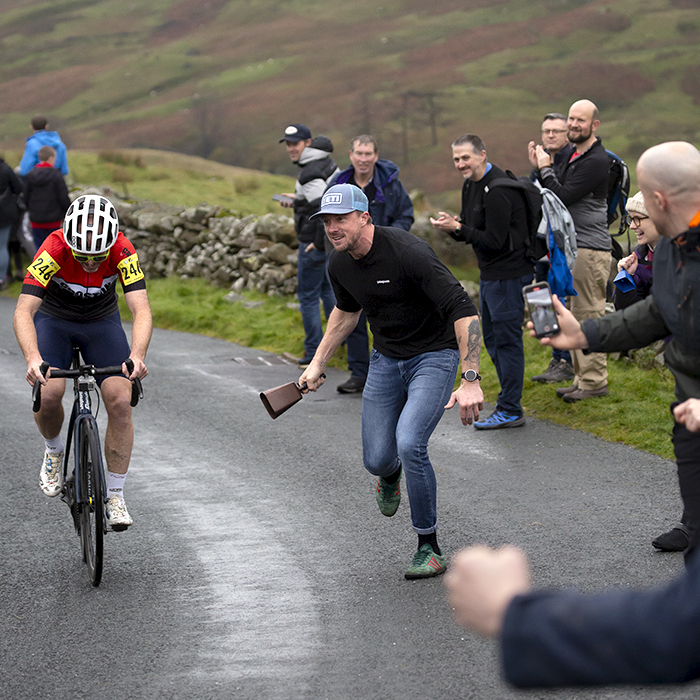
[72,250,109,264]
[625,215,649,228]
[541,129,567,135]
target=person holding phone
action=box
[445,143,700,689]
[431,134,533,430]
[277,124,339,368]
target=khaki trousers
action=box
[569,248,612,390]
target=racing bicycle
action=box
[32,347,143,586]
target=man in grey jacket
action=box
[278,124,339,366]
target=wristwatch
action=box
[461,369,481,382]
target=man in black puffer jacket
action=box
[24,145,71,250]
[278,124,339,366]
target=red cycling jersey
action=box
[22,229,147,323]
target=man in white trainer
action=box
[13,194,152,530]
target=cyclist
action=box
[13,194,152,530]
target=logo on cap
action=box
[285,126,298,135]
[322,193,343,206]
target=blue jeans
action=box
[361,347,459,534]
[297,245,335,359]
[480,274,532,417]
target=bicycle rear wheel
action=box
[78,417,105,587]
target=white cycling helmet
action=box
[63,195,119,255]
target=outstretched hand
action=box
[445,545,532,637]
[674,399,700,432]
[445,382,484,426]
[527,295,589,351]
[430,212,461,234]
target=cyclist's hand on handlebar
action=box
[124,356,148,381]
[26,359,49,387]
[299,362,325,393]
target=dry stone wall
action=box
[80,186,475,299]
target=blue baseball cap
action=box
[311,184,369,219]
[279,123,312,143]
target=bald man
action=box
[529,99,612,402]
[446,142,700,687]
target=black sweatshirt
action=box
[328,226,478,359]
[455,164,534,281]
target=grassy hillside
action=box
[1,0,699,203]
[1,147,296,213]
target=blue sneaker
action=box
[474,409,525,430]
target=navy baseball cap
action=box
[310,184,369,219]
[279,123,312,143]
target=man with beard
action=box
[529,100,611,402]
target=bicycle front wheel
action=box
[78,417,105,587]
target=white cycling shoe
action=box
[106,496,133,531]
[39,451,64,497]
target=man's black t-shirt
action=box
[327,226,478,359]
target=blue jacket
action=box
[330,159,414,231]
[19,131,69,176]
[502,552,700,687]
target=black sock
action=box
[383,465,401,484]
[418,533,441,555]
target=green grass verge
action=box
[112,276,674,461]
[2,272,675,460]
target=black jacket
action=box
[0,159,23,226]
[584,224,700,402]
[451,164,534,281]
[24,164,71,224]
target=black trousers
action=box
[674,419,700,564]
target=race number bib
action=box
[27,252,61,287]
[117,253,144,285]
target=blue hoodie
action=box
[330,158,414,231]
[19,130,69,176]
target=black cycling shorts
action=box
[34,310,131,385]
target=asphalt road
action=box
[0,294,697,700]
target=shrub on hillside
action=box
[681,65,700,104]
[495,61,655,109]
[234,175,262,195]
[98,150,145,169]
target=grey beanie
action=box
[625,191,648,217]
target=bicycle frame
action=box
[63,363,107,529]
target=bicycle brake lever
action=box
[124,359,144,407]
[32,361,50,413]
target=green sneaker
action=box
[376,465,402,517]
[404,544,447,580]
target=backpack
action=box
[486,171,547,263]
[606,149,631,260]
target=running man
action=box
[13,194,152,530]
[300,184,483,579]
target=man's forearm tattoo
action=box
[463,318,481,366]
